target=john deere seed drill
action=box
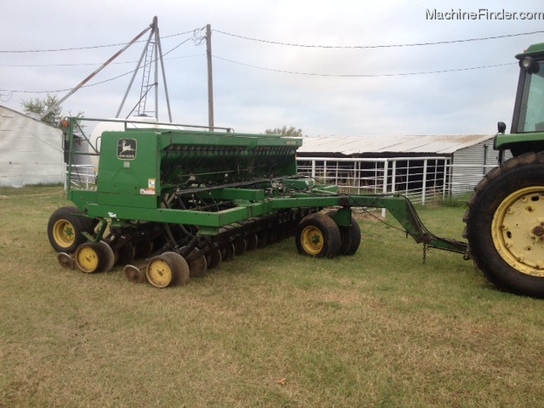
[48,42,544,297]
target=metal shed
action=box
[0,105,64,187]
[296,134,503,204]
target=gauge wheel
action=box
[464,152,544,297]
[163,252,190,286]
[74,242,110,273]
[295,213,341,258]
[145,254,178,288]
[47,207,94,253]
[98,241,115,272]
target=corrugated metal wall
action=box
[450,141,508,195]
[0,106,64,187]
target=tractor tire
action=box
[296,213,341,258]
[47,206,94,253]
[464,152,544,297]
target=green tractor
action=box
[464,42,544,297]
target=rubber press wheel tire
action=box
[325,210,362,256]
[464,152,544,298]
[295,213,342,258]
[47,206,94,253]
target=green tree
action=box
[265,126,304,137]
[21,94,63,125]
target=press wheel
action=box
[124,264,145,283]
[56,252,75,270]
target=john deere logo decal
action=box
[118,139,137,160]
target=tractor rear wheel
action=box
[47,207,94,253]
[296,213,341,258]
[464,152,544,297]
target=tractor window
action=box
[518,62,544,132]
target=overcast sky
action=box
[1,0,544,136]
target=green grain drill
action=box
[48,42,544,298]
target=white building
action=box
[0,105,64,187]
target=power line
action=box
[0,70,136,94]
[0,36,195,94]
[0,54,204,68]
[4,27,542,55]
[0,30,195,53]
[214,29,544,49]
[213,55,516,77]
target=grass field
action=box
[1,186,544,407]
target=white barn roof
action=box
[297,134,495,155]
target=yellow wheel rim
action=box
[301,226,324,256]
[491,186,544,276]
[146,258,174,288]
[52,219,76,249]
[75,244,100,273]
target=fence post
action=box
[381,160,389,218]
[422,159,428,205]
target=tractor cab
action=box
[495,42,544,156]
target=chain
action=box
[423,243,427,263]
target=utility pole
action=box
[206,24,214,131]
